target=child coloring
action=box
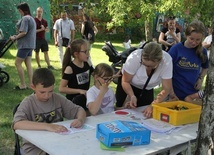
[13,68,86,155]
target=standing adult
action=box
[115,42,174,118]
[10,2,36,90]
[158,16,181,52]
[81,13,98,50]
[168,20,209,100]
[53,11,75,66]
[34,7,54,70]
[202,26,213,58]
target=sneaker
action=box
[48,65,55,70]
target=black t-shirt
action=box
[62,61,94,101]
[83,21,95,43]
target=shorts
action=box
[17,49,32,59]
[35,39,48,52]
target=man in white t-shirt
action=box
[202,27,213,58]
[53,12,75,66]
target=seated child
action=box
[184,90,204,105]
[164,26,176,51]
[123,35,131,49]
[86,63,115,115]
[12,68,86,155]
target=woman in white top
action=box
[115,42,176,118]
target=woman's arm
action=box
[121,71,136,108]
[93,25,98,35]
[153,79,172,103]
[158,32,171,46]
[81,23,85,36]
[169,31,181,43]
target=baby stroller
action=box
[101,41,137,84]
[0,39,13,87]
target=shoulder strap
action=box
[60,19,63,37]
[139,68,155,97]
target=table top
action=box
[16,108,198,155]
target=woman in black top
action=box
[81,14,98,46]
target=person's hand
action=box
[142,105,153,118]
[41,25,45,31]
[70,119,84,128]
[79,89,87,95]
[128,95,137,109]
[10,35,16,41]
[54,40,58,46]
[153,90,166,103]
[47,124,68,133]
[195,78,203,90]
[112,70,121,79]
[168,93,179,101]
[99,81,110,94]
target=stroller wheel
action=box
[0,71,9,83]
[0,78,3,87]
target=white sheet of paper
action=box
[58,124,95,135]
[141,118,187,134]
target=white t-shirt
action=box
[53,18,75,40]
[122,49,172,90]
[86,86,115,115]
[203,35,212,57]
[123,39,131,49]
[203,35,212,44]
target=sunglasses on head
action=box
[169,16,175,20]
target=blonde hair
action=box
[141,42,162,62]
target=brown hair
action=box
[62,39,89,74]
[93,63,113,78]
[185,20,207,63]
[32,68,55,87]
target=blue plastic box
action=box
[96,120,151,147]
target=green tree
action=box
[99,0,214,40]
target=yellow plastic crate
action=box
[152,101,202,126]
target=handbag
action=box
[61,20,69,47]
[62,37,69,47]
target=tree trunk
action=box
[144,20,153,41]
[194,43,214,154]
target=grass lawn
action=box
[0,40,142,154]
